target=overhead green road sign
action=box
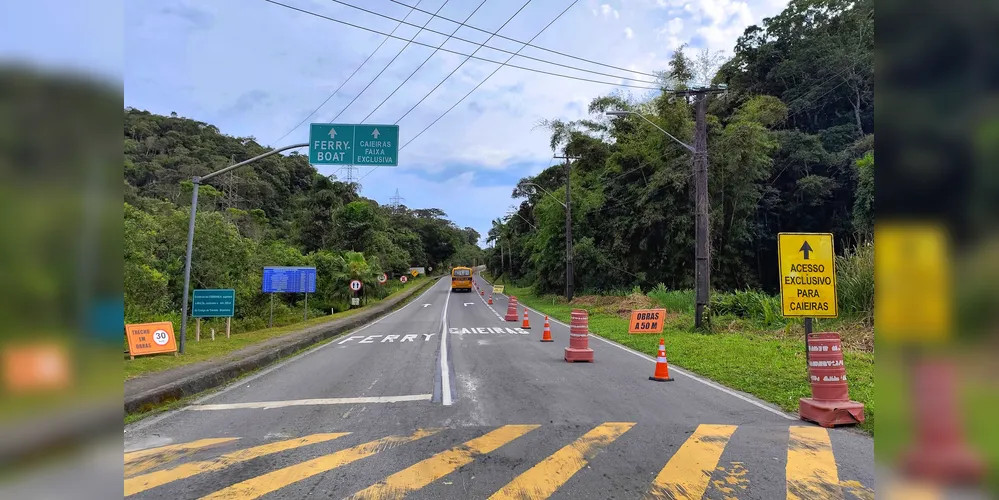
[309,123,399,166]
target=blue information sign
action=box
[262,266,317,293]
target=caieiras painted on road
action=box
[449,327,530,335]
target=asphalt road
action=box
[124,274,875,499]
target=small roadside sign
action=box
[350,297,360,306]
[778,233,838,318]
[125,321,177,359]
[377,273,388,284]
[400,275,408,283]
[493,285,505,294]
[876,223,949,342]
[628,309,667,334]
[192,289,235,318]
[349,279,363,291]
[411,269,419,277]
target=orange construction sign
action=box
[125,321,178,359]
[628,309,667,334]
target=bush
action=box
[836,241,874,322]
[712,289,784,327]
[648,284,695,314]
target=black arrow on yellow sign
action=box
[799,240,813,260]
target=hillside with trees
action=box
[487,0,873,311]
[124,109,483,326]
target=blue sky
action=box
[26,0,787,247]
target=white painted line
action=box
[188,394,432,411]
[440,280,454,406]
[505,294,797,421]
[126,278,447,434]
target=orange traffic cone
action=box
[649,338,673,382]
[522,309,531,329]
[481,289,485,296]
[488,293,493,305]
[540,316,553,342]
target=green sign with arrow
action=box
[309,123,399,166]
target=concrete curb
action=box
[124,278,438,416]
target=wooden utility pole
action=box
[555,155,580,301]
[672,86,726,328]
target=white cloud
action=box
[624,27,635,39]
[614,9,620,19]
[599,3,620,19]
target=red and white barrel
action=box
[807,332,849,402]
[564,309,594,362]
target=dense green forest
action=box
[487,0,873,302]
[124,109,483,325]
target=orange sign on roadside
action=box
[125,321,178,359]
[628,309,667,334]
[2,343,71,393]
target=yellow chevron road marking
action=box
[199,429,440,500]
[489,422,636,500]
[124,438,239,477]
[786,426,842,500]
[124,432,347,496]
[646,424,737,500]
[349,424,539,500]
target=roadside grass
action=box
[124,277,432,381]
[494,280,875,434]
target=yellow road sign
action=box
[411,270,419,277]
[778,233,837,317]
[876,222,950,342]
[493,285,505,294]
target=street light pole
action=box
[179,142,308,354]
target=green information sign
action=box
[192,289,235,318]
[309,123,399,166]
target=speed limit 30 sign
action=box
[349,279,363,291]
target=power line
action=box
[328,0,453,124]
[401,0,580,149]
[327,0,658,84]
[392,0,533,126]
[384,0,659,79]
[360,0,490,123]
[358,0,579,184]
[262,1,662,91]
[270,0,426,146]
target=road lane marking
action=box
[199,429,441,500]
[786,426,843,500]
[126,278,447,435]
[124,438,239,476]
[439,281,453,406]
[482,279,795,420]
[349,424,540,500]
[124,432,348,496]
[489,422,635,500]
[449,327,530,335]
[646,424,737,500]
[187,394,432,411]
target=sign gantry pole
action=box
[180,142,307,354]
